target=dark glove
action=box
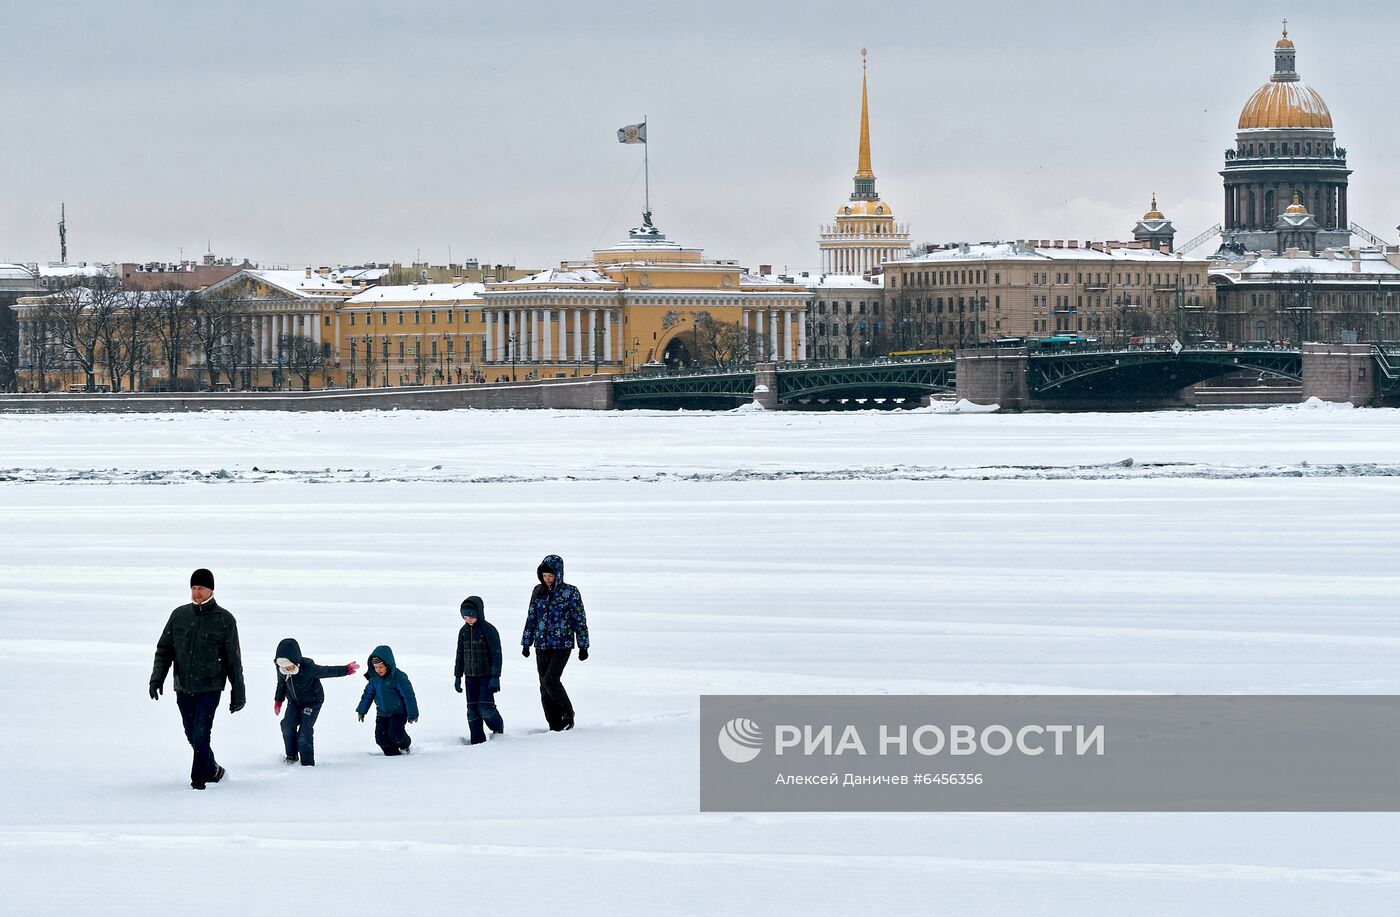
[408,715,419,724]
[578,647,589,662]
[453,676,463,694]
[489,677,500,693]
[229,699,245,714]
[358,712,365,722]
[521,646,530,658]
[148,683,162,700]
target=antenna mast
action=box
[58,203,67,263]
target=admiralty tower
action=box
[818,50,910,276]
[1220,24,1351,253]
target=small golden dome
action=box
[1142,194,1165,220]
[1276,20,1293,48]
[1238,80,1332,129]
[1283,192,1308,215]
[837,199,893,218]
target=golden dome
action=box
[1142,194,1165,220]
[1238,79,1332,130]
[837,199,893,218]
[1283,192,1308,215]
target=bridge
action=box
[614,343,1395,410]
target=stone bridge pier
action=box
[1300,344,1379,406]
[752,362,782,410]
[954,347,1029,411]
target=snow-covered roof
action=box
[234,270,355,298]
[500,268,618,286]
[345,282,485,305]
[758,272,880,291]
[1213,249,1400,284]
[0,264,38,282]
[35,262,117,278]
[331,267,391,283]
[900,242,1196,265]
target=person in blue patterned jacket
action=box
[520,554,589,731]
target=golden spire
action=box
[855,48,874,180]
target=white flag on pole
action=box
[616,122,647,144]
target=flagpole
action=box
[643,115,650,217]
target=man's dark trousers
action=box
[534,649,573,730]
[281,703,322,765]
[374,711,411,755]
[464,676,504,744]
[176,690,222,786]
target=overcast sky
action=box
[2,1,1396,272]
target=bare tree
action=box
[98,290,154,392]
[411,339,430,384]
[361,336,379,388]
[45,277,122,391]
[188,289,243,388]
[280,333,325,390]
[1276,268,1317,344]
[148,288,197,389]
[0,299,18,392]
[691,311,750,367]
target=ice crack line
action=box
[2,462,1400,485]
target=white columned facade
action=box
[588,310,598,363]
[573,309,583,362]
[783,310,793,360]
[543,309,553,363]
[770,309,779,359]
[484,311,494,363]
[603,310,613,363]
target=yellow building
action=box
[478,214,809,377]
[337,282,488,387]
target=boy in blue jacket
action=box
[274,637,359,766]
[355,645,418,756]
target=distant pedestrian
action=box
[454,596,504,744]
[149,568,246,790]
[520,554,589,731]
[355,645,418,755]
[273,638,359,766]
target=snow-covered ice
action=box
[2,407,1397,915]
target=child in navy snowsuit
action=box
[454,596,504,744]
[356,644,419,756]
[274,638,359,766]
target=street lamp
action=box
[349,337,357,389]
[508,333,518,382]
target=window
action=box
[397,312,405,325]
[414,311,421,325]
[381,312,388,325]
[350,314,356,326]
[398,341,405,359]
[430,311,437,324]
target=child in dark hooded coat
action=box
[454,596,504,744]
[356,645,419,756]
[274,638,359,766]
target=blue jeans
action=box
[176,690,221,786]
[281,702,322,765]
[465,676,504,744]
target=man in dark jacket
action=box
[149,568,246,789]
[274,638,359,766]
[454,596,503,745]
[520,554,589,731]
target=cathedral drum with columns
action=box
[1220,25,1351,253]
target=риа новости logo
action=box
[718,717,763,763]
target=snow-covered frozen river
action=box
[2,406,1397,915]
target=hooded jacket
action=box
[521,554,589,651]
[150,598,246,705]
[455,596,502,679]
[356,644,418,720]
[273,637,351,707]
